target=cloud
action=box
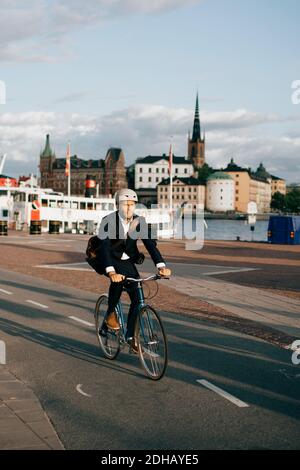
[0,105,299,183]
[0,0,199,62]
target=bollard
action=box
[49,221,60,234]
[30,220,42,235]
[0,220,8,236]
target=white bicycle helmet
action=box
[115,188,138,205]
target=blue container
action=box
[267,215,300,244]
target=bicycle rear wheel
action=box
[95,295,120,360]
[135,305,168,380]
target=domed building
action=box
[206,171,235,212]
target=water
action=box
[175,218,269,242]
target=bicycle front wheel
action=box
[95,295,120,360]
[135,305,168,380]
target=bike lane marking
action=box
[26,300,49,309]
[197,379,249,408]
[0,288,13,295]
[69,316,94,327]
[76,384,92,397]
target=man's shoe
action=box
[105,311,120,331]
[127,336,139,354]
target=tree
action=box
[197,163,214,182]
[271,191,286,212]
[285,189,300,214]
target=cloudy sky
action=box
[0,0,300,182]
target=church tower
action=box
[39,134,56,188]
[188,93,205,169]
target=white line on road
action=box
[197,380,249,408]
[76,384,91,397]
[203,268,258,276]
[26,300,49,309]
[69,316,94,327]
[0,288,13,295]
[35,263,90,271]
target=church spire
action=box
[192,92,201,141]
[41,134,55,158]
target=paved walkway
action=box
[169,275,300,340]
[0,367,64,450]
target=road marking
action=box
[35,263,90,271]
[76,384,91,397]
[203,268,258,276]
[197,380,249,408]
[69,316,94,327]
[26,300,49,309]
[0,288,13,295]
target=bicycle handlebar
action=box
[124,274,170,283]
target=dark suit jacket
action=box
[88,211,165,274]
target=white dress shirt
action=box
[105,215,166,274]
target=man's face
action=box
[118,200,136,221]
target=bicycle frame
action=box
[115,275,163,346]
[114,280,146,346]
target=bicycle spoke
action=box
[95,295,120,360]
[136,306,168,380]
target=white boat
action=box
[0,184,170,237]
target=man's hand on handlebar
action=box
[108,272,126,283]
[158,267,171,278]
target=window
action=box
[149,168,152,173]
[139,168,143,173]
[139,177,142,182]
[156,168,159,173]
[236,190,239,194]
[148,177,152,182]
[156,177,159,182]
[175,168,178,174]
[184,168,188,174]
[2,210,8,217]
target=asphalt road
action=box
[0,266,300,449]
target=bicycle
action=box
[94,274,168,381]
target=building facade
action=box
[157,176,205,211]
[270,175,286,196]
[223,159,272,213]
[39,135,127,196]
[206,172,235,212]
[135,155,193,190]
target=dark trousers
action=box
[105,258,140,338]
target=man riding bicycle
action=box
[95,189,171,353]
